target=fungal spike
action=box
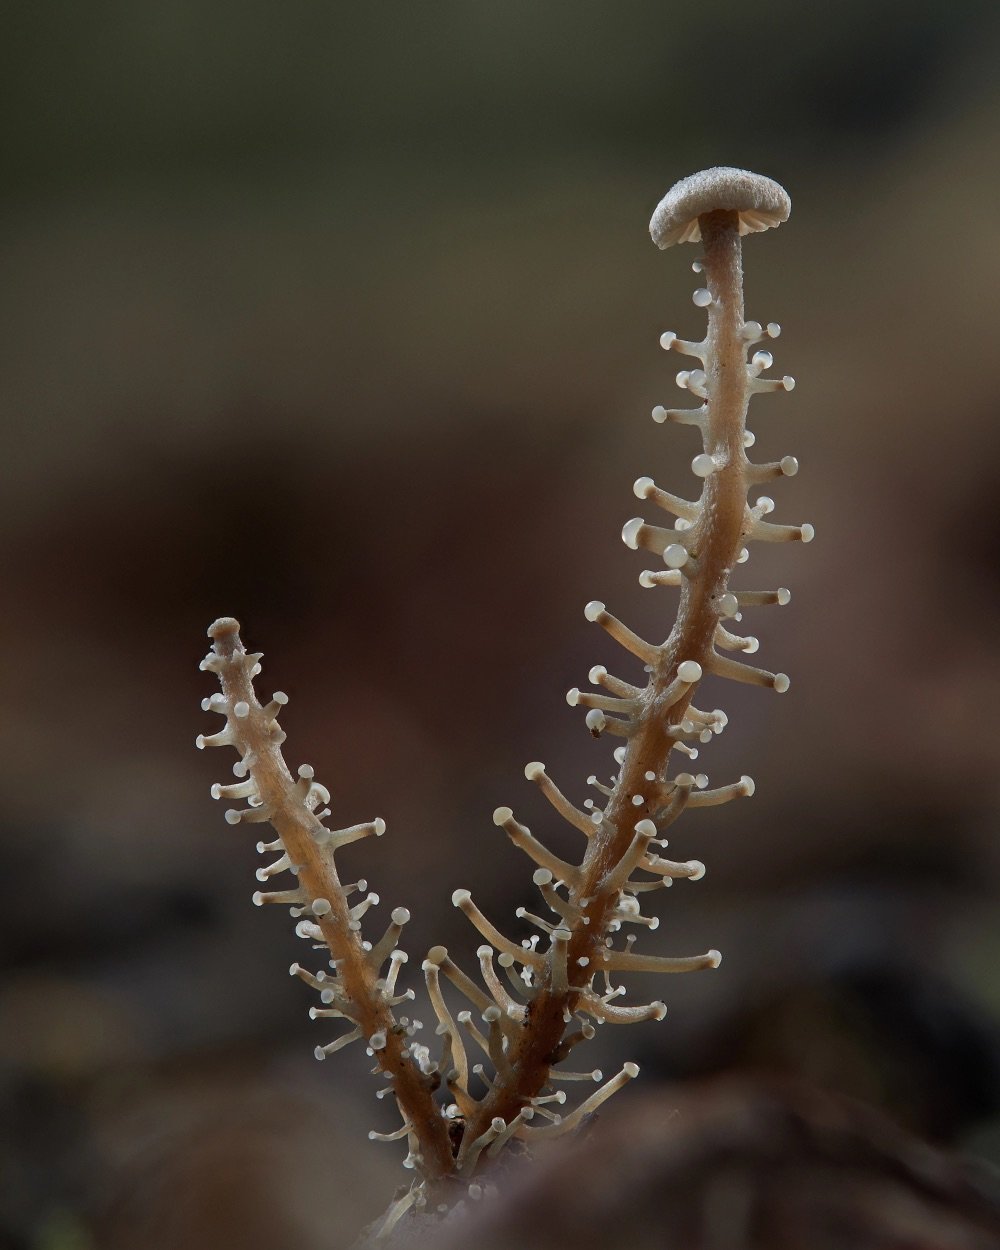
[315,817,386,850]
[599,949,721,974]
[254,690,287,722]
[289,962,327,992]
[252,888,305,908]
[685,775,755,806]
[457,1012,492,1061]
[638,852,706,879]
[314,1027,363,1060]
[749,518,815,543]
[368,1121,414,1143]
[550,928,571,996]
[195,726,237,751]
[535,875,578,926]
[577,995,668,1025]
[585,708,632,738]
[483,1007,514,1080]
[368,908,412,972]
[515,906,556,936]
[427,946,502,1017]
[622,518,690,561]
[588,666,642,698]
[651,403,708,428]
[211,777,258,801]
[224,801,275,825]
[567,687,640,716]
[381,950,409,1000]
[714,624,759,653]
[632,476,700,520]
[704,651,789,691]
[422,958,473,1114]
[732,588,791,608]
[657,659,703,711]
[255,853,292,881]
[349,892,380,924]
[486,1108,534,1157]
[750,374,795,394]
[600,820,659,897]
[659,331,706,360]
[476,946,525,1020]
[494,802,587,871]
[525,1064,641,1139]
[638,569,684,589]
[746,456,799,484]
[458,1117,506,1175]
[501,945,536,983]
[583,602,659,666]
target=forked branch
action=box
[196,167,809,1230]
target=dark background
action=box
[3,3,1000,1246]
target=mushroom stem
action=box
[455,208,758,1152]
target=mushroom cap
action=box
[650,167,790,249]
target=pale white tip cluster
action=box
[677,660,702,683]
[649,167,790,249]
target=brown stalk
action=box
[202,619,454,1180]
[457,208,751,1144]
[196,168,806,1230]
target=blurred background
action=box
[3,1,1000,1246]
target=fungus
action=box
[649,166,790,249]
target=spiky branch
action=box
[196,167,808,1236]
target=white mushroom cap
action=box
[650,167,790,249]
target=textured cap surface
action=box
[650,167,790,248]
